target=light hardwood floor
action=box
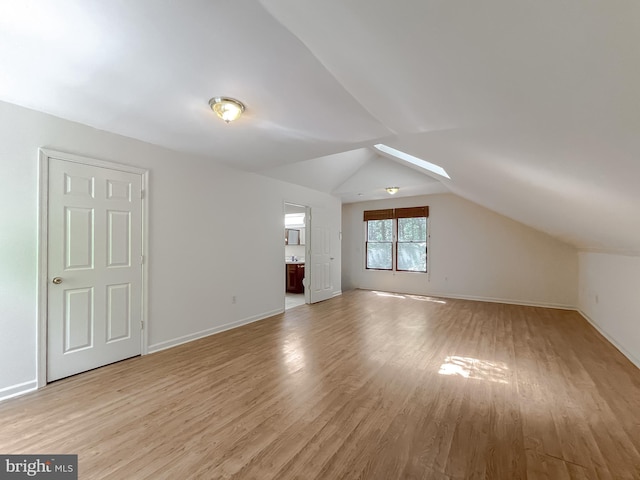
[2,290,640,479]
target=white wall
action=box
[0,100,341,400]
[578,252,640,368]
[342,194,577,307]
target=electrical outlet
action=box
[232,295,237,304]
[595,294,599,304]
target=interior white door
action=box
[47,158,143,381]
[309,207,334,303]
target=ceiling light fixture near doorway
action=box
[209,97,245,123]
[385,187,399,195]
[374,144,451,179]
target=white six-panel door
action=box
[309,207,334,304]
[47,157,143,381]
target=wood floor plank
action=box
[1,290,640,479]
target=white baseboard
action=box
[578,309,640,370]
[332,290,342,298]
[147,308,284,354]
[432,292,576,310]
[357,288,575,310]
[0,380,38,403]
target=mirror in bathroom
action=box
[285,229,300,245]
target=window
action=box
[364,206,428,272]
[366,218,393,270]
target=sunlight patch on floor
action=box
[438,356,509,384]
[371,290,447,304]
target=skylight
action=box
[374,144,450,179]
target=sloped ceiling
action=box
[1,1,639,252]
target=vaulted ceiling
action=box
[1,1,639,253]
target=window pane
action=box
[367,243,392,269]
[367,219,393,242]
[398,217,426,242]
[397,242,427,272]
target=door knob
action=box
[52,277,63,284]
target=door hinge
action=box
[141,320,144,330]
[140,190,145,199]
[140,255,144,265]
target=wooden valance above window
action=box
[363,206,428,221]
[363,209,394,221]
[395,206,429,218]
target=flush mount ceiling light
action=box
[209,97,245,123]
[385,187,399,195]
[374,144,451,179]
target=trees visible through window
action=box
[364,207,428,272]
[366,219,393,270]
[397,217,427,271]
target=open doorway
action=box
[284,203,309,310]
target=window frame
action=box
[363,206,429,274]
[395,216,428,273]
[365,218,394,270]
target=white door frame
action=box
[303,205,311,304]
[37,148,150,387]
